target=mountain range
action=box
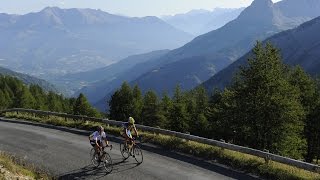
[0,7,193,77]
[78,0,320,110]
[162,8,244,35]
[203,15,320,92]
[126,0,320,94]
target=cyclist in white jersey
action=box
[89,126,109,156]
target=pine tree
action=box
[73,93,99,117]
[188,87,209,137]
[14,86,36,109]
[169,103,189,133]
[225,42,305,158]
[109,82,133,121]
[131,84,143,121]
[141,90,164,127]
[0,90,8,109]
[47,91,62,112]
[159,92,172,129]
[29,85,47,110]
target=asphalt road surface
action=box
[0,120,258,180]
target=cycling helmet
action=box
[97,125,104,132]
[128,117,135,124]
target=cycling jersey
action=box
[122,122,136,138]
[90,131,107,141]
[122,122,135,131]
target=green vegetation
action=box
[0,76,101,117]
[108,42,320,163]
[1,42,319,179]
[0,152,49,179]
[2,112,320,180]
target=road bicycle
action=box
[120,136,143,164]
[90,144,113,173]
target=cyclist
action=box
[89,126,109,158]
[121,117,139,155]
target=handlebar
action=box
[104,144,113,151]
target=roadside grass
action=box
[2,112,320,180]
[0,152,50,179]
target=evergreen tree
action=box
[73,93,99,117]
[0,90,8,109]
[109,82,133,121]
[47,91,62,112]
[131,84,143,121]
[225,42,305,158]
[14,86,36,109]
[159,92,172,129]
[189,87,209,137]
[169,103,189,132]
[29,85,47,110]
[141,90,164,127]
[168,85,189,132]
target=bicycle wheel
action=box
[120,143,130,159]
[101,152,113,173]
[133,145,143,164]
[90,148,100,167]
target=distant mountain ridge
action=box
[126,0,319,95]
[84,0,320,110]
[203,15,320,92]
[0,7,193,78]
[162,8,244,35]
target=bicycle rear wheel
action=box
[101,152,113,173]
[120,143,130,159]
[133,145,143,164]
[90,148,100,167]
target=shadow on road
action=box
[107,136,260,180]
[57,158,141,179]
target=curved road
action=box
[0,120,258,180]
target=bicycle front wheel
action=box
[120,143,130,159]
[133,145,143,164]
[90,148,100,167]
[101,152,113,173]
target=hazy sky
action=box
[0,0,282,17]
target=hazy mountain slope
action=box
[127,0,309,95]
[75,50,170,104]
[202,8,245,33]
[162,8,244,35]
[0,66,58,92]
[276,0,320,18]
[0,7,193,78]
[55,50,170,94]
[203,16,320,92]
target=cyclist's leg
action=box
[90,140,98,155]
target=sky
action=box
[0,0,282,17]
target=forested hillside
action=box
[0,76,100,117]
[108,43,320,163]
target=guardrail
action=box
[1,108,319,173]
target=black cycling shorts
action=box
[90,140,102,147]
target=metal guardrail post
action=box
[264,149,270,164]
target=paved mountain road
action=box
[0,120,258,180]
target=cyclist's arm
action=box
[88,134,93,140]
[94,138,102,149]
[133,125,139,137]
[103,134,109,146]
